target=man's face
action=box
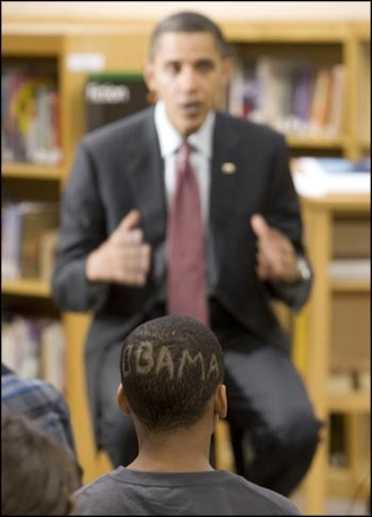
[145,31,229,136]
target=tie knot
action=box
[178,141,193,160]
[177,142,195,174]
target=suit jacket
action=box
[52,107,312,446]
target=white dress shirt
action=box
[154,100,215,224]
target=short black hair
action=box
[1,411,80,516]
[120,315,224,432]
[149,11,231,60]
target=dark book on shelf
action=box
[85,72,152,133]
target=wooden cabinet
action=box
[2,19,370,494]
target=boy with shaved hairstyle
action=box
[73,315,300,515]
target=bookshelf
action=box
[299,193,370,514]
[2,27,151,483]
[2,19,370,508]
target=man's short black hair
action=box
[1,411,80,516]
[120,315,224,432]
[149,11,231,60]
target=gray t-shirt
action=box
[72,467,301,515]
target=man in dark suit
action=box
[52,11,321,496]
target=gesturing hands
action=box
[86,210,151,286]
[250,214,300,283]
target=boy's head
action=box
[118,315,226,433]
[1,411,80,516]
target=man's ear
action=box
[144,62,158,104]
[117,383,131,416]
[221,56,234,86]
[214,384,227,419]
[144,62,156,93]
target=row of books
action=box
[2,68,62,165]
[2,201,59,281]
[2,315,65,392]
[228,57,345,138]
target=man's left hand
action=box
[250,213,301,283]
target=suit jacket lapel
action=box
[126,110,167,246]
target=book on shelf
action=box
[333,217,370,259]
[2,66,62,165]
[308,67,332,133]
[85,72,151,133]
[329,259,371,280]
[291,156,371,197]
[2,202,22,279]
[1,315,65,392]
[1,201,59,281]
[40,320,65,392]
[226,57,345,139]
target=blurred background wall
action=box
[2,1,371,22]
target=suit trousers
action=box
[97,300,321,496]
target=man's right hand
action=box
[85,210,151,286]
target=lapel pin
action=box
[221,162,236,174]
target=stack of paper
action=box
[291,157,371,197]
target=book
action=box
[1,201,59,280]
[1,315,65,389]
[290,64,316,135]
[309,67,332,134]
[39,230,58,281]
[2,67,62,165]
[85,72,151,132]
[2,203,22,280]
[18,202,59,278]
[40,321,65,392]
[326,64,346,136]
[329,259,371,280]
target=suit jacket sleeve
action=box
[52,142,110,312]
[263,134,313,311]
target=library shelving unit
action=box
[2,24,152,482]
[298,193,370,514]
[2,17,370,512]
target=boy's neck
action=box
[126,425,214,473]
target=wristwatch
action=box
[295,256,311,281]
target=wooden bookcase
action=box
[297,194,370,514]
[2,19,370,511]
[2,27,152,482]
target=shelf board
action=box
[328,390,370,413]
[2,162,63,180]
[2,278,51,298]
[2,33,64,56]
[300,193,370,212]
[331,278,370,292]
[287,135,345,149]
[328,465,370,499]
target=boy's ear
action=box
[214,384,227,419]
[117,383,131,416]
